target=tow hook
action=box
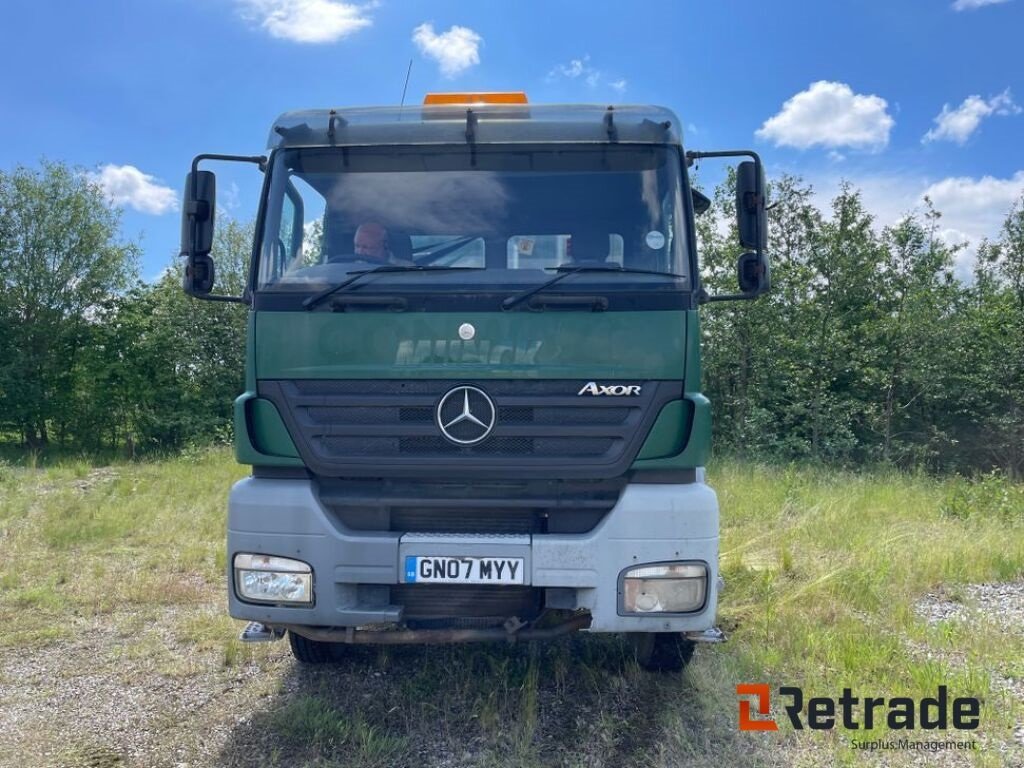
[503,616,527,641]
[240,621,285,643]
[685,627,727,643]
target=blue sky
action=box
[2,0,1022,280]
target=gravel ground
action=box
[0,600,735,768]
[913,580,1024,765]
[916,582,1024,637]
[1,582,1022,767]
[0,605,288,768]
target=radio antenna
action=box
[399,58,413,108]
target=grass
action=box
[0,448,1022,766]
[709,463,1024,767]
[268,694,409,767]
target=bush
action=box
[941,472,1024,524]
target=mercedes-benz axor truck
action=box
[179,92,770,671]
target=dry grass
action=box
[0,449,1022,766]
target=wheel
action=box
[628,632,696,672]
[288,630,341,664]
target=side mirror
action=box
[181,170,216,255]
[185,253,216,295]
[181,170,216,296]
[737,251,769,295]
[692,188,711,216]
[736,160,767,252]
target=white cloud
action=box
[922,89,1020,144]
[547,55,627,93]
[923,172,1024,277]
[808,170,1024,281]
[147,264,177,284]
[756,81,895,151]
[922,172,1024,237]
[88,164,177,215]
[239,0,372,44]
[952,0,1011,10]
[222,181,241,212]
[412,23,482,77]
[551,56,589,79]
[937,227,972,249]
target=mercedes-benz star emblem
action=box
[436,385,496,445]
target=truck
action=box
[179,92,769,671]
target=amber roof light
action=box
[423,92,528,105]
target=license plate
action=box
[404,556,525,585]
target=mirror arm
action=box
[688,148,769,304]
[685,149,765,241]
[190,153,267,175]
[699,291,759,304]
[195,293,249,305]
[186,155,267,250]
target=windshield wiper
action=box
[501,264,684,310]
[303,265,481,310]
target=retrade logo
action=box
[436,385,496,445]
[737,684,980,732]
[737,684,778,731]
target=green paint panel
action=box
[630,393,712,470]
[255,311,687,380]
[684,311,702,392]
[245,312,257,392]
[635,400,691,460]
[234,392,304,466]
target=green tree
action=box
[145,218,252,449]
[0,161,138,448]
[954,197,1024,477]
[868,203,959,467]
[700,173,830,458]
[68,217,253,454]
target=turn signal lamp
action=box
[423,92,528,105]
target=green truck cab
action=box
[180,94,769,670]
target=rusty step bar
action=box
[284,613,593,645]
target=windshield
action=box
[256,144,690,295]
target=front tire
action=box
[288,630,340,664]
[628,632,695,672]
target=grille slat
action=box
[296,424,626,439]
[289,395,440,408]
[392,585,542,623]
[391,508,538,534]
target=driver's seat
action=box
[566,231,611,265]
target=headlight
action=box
[621,562,707,614]
[234,553,313,605]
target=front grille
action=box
[319,436,614,457]
[392,585,543,627]
[317,478,623,534]
[390,508,538,534]
[258,379,679,478]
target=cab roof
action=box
[268,103,683,150]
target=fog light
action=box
[622,563,706,614]
[234,553,313,605]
